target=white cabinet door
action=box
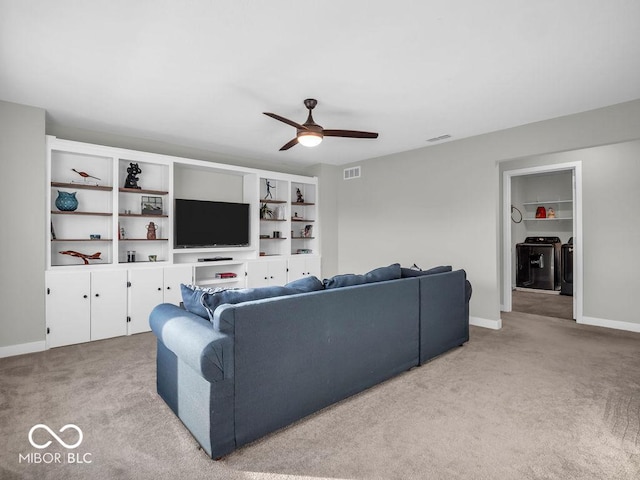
[91,270,128,341]
[128,268,164,335]
[46,271,91,348]
[287,256,321,282]
[246,259,288,287]
[269,259,288,285]
[163,265,192,305]
[246,261,270,288]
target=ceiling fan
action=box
[263,99,379,151]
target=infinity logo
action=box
[28,424,83,449]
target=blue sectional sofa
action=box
[149,265,471,458]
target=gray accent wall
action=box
[0,101,46,348]
[336,99,640,324]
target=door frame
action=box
[502,161,583,322]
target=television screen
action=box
[174,199,250,248]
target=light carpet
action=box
[1,311,639,479]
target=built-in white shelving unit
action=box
[45,136,320,349]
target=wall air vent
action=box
[427,134,451,142]
[343,166,361,180]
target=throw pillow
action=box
[180,284,228,320]
[400,265,452,277]
[364,263,401,283]
[285,275,324,292]
[323,263,401,289]
[202,285,295,321]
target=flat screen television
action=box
[174,199,250,248]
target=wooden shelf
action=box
[51,181,112,192]
[119,213,168,218]
[523,218,572,221]
[292,236,315,239]
[291,218,314,222]
[52,211,112,216]
[522,200,572,206]
[119,187,169,195]
[260,218,286,222]
[260,199,287,204]
[292,202,315,206]
[52,239,112,242]
[119,238,169,241]
[260,237,288,240]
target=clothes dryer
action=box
[516,236,562,291]
[560,237,574,296]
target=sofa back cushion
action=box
[323,263,401,289]
[400,265,452,278]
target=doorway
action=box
[502,162,582,322]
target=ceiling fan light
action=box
[298,132,323,147]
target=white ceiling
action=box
[2,1,640,167]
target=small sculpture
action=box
[72,168,101,184]
[296,188,304,203]
[264,179,275,199]
[260,203,273,219]
[146,222,157,240]
[547,208,556,218]
[124,163,142,189]
[59,250,101,265]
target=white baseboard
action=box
[0,341,46,359]
[470,316,502,330]
[579,316,640,334]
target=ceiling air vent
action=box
[427,134,451,142]
[343,166,361,180]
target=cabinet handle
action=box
[95,293,100,297]
[157,287,162,291]
[166,286,171,290]
[83,295,88,299]
[270,276,274,279]
[264,277,268,280]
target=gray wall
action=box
[0,101,46,348]
[501,139,640,324]
[336,99,640,323]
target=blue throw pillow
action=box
[202,285,295,321]
[285,275,324,292]
[323,273,367,289]
[180,284,226,319]
[400,265,452,278]
[364,263,401,283]
[323,264,401,289]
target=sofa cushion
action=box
[180,284,224,319]
[285,275,324,292]
[323,263,401,289]
[401,265,452,278]
[202,286,295,321]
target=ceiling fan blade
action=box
[279,138,299,151]
[323,129,379,139]
[264,112,308,131]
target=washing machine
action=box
[560,237,574,296]
[516,236,562,291]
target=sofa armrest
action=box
[149,303,233,383]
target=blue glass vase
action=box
[55,191,78,211]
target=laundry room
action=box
[510,170,574,320]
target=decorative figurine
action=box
[120,226,126,239]
[59,250,101,265]
[547,208,556,218]
[296,188,304,203]
[264,179,275,199]
[124,162,142,189]
[72,168,100,184]
[535,206,546,219]
[146,222,157,240]
[260,203,273,219]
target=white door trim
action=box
[502,162,583,322]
